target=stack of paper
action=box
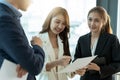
[0,59,28,80]
[59,56,97,73]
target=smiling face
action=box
[87,12,104,34]
[49,14,66,35]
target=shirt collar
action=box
[0,0,22,18]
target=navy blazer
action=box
[0,3,45,76]
[74,32,120,80]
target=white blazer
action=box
[36,32,68,80]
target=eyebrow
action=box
[55,19,61,21]
[55,19,65,23]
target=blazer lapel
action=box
[40,33,56,61]
[95,32,108,56]
[86,33,92,56]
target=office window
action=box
[21,0,96,80]
[117,0,120,40]
[115,1,120,80]
[21,0,96,53]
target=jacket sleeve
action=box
[100,35,120,78]
[0,15,45,75]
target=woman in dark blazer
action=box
[74,6,120,80]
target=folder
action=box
[0,59,28,80]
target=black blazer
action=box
[0,3,45,76]
[74,32,120,80]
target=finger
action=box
[63,56,71,59]
[17,69,27,78]
[22,71,27,75]
[16,65,26,78]
[16,64,21,72]
[17,70,23,78]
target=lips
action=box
[90,26,96,29]
[55,28,62,32]
[91,27,96,29]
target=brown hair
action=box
[87,6,113,34]
[40,7,71,56]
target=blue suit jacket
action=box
[74,32,120,80]
[0,3,45,76]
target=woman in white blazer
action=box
[31,7,71,80]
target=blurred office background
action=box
[20,0,120,80]
[21,0,96,58]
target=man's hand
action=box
[16,64,27,78]
[31,36,43,47]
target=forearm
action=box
[46,60,60,71]
[99,65,117,79]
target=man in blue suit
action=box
[0,0,45,79]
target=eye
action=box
[55,20,60,24]
[94,19,100,22]
[95,19,99,22]
[62,22,65,26]
[88,18,92,22]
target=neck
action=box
[91,32,100,38]
[48,30,58,48]
[48,30,57,39]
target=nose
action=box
[90,21,95,26]
[58,23,64,29]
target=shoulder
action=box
[102,32,118,40]
[0,3,15,20]
[100,32,119,44]
[38,32,49,41]
[39,32,48,37]
[78,33,90,41]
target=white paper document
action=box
[0,59,28,80]
[59,56,97,73]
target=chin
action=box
[20,6,29,11]
[55,32,59,35]
[21,8,27,11]
[91,29,96,31]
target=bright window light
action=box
[21,0,96,80]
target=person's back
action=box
[0,0,45,77]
